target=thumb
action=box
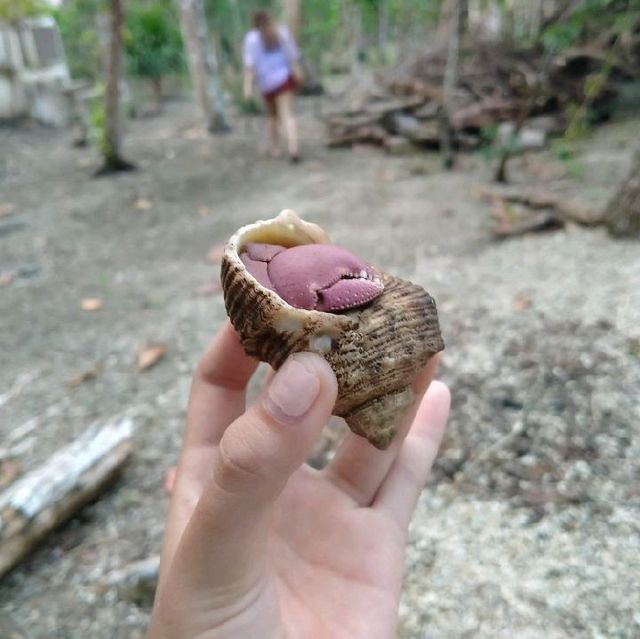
[173,352,337,589]
[212,351,337,502]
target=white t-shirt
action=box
[243,26,300,94]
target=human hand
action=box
[147,322,450,639]
[291,62,305,86]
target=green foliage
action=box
[124,1,184,84]
[238,95,263,115]
[204,0,347,72]
[300,0,343,68]
[387,0,442,32]
[202,0,442,72]
[542,0,640,53]
[541,20,582,52]
[52,0,102,80]
[611,7,640,35]
[563,102,592,140]
[354,0,382,33]
[480,124,498,146]
[538,1,637,142]
[477,125,523,164]
[55,0,184,85]
[89,97,109,157]
[223,67,263,114]
[0,0,46,22]
[204,0,274,68]
[563,51,615,140]
[552,142,586,179]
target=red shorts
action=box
[262,75,298,115]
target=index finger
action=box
[185,320,258,449]
[373,380,450,528]
[158,321,258,576]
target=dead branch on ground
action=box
[0,418,134,580]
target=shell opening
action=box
[239,241,384,314]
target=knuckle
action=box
[216,432,265,491]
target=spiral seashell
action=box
[220,210,444,450]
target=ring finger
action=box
[322,355,439,506]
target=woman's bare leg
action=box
[275,91,299,159]
[266,112,281,158]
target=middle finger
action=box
[321,355,439,506]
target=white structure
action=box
[0,17,73,126]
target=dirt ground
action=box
[1,96,639,638]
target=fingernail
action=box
[264,355,320,424]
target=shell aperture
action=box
[240,242,384,312]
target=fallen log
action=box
[493,210,564,238]
[603,149,640,237]
[477,184,606,226]
[384,136,419,155]
[413,101,440,120]
[450,98,521,130]
[0,418,134,579]
[361,95,426,114]
[388,112,440,143]
[327,125,389,148]
[324,112,382,129]
[387,79,444,101]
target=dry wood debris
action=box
[0,418,134,580]
[476,183,607,238]
[324,41,633,152]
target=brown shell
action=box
[220,210,444,449]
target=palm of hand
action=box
[269,469,405,639]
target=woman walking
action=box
[243,10,303,163]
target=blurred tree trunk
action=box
[348,2,366,77]
[604,150,640,237]
[228,0,244,63]
[377,0,389,48]
[99,0,134,174]
[177,0,230,133]
[439,0,460,169]
[283,0,301,40]
[151,76,163,113]
[459,0,468,37]
[540,0,578,33]
[437,0,468,42]
[283,0,323,96]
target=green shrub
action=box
[0,0,46,22]
[52,0,102,80]
[89,96,109,157]
[124,2,184,100]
